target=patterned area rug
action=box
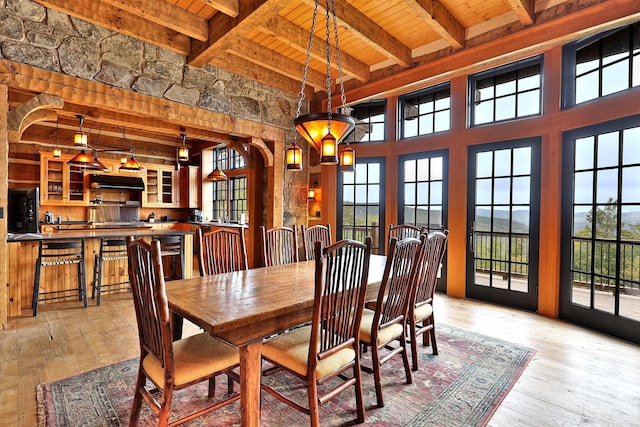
[37,324,535,426]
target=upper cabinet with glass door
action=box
[40,153,89,206]
[144,165,179,207]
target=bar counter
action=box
[6,228,193,317]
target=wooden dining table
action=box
[165,254,387,427]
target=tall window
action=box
[469,56,542,126]
[563,117,640,323]
[399,84,450,139]
[345,101,386,142]
[337,158,386,254]
[211,146,247,223]
[563,22,640,107]
[399,151,448,232]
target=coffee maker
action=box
[188,209,203,222]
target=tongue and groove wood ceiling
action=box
[33,0,631,102]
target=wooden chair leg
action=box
[32,261,41,317]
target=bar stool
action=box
[92,237,129,305]
[157,235,184,280]
[32,239,88,316]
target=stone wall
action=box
[0,0,310,227]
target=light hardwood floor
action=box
[1,293,639,427]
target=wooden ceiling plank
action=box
[34,0,191,55]
[506,0,535,26]
[402,0,465,49]
[259,15,370,83]
[100,0,209,42]
[227,39,327,90]
[200,0,240,17]
[0,59,285,142]
[299,0,412,67]
[188,0,293,67]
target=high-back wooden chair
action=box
[300,223,332,261]
[126,237,240,426]
[197,227,248,276]
[388,224,424,248]
[359,235,423,408]
[261,237,372,427]
[408,229,449,370]
[260,225,299,266]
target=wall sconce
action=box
[308,180,318,200]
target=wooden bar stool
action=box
[92,237,129,305]
[157,235,184,280]
[32,239,88,316]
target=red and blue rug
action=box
[37,324,535,426]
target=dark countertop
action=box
[7,228,193,242]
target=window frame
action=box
[562,22,640,109]
[398,83,451,140]
[344,100,387,143]
[211,146,248,223]
[468,55,543,127]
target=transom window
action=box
[399,84,451,139]
[469,56,542,126]
[344,101,386,142]
[211,146,247,223]
[563,22,640,107]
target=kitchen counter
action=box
[8,228,190,242]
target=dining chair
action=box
[260,225,299,266]
[126,237,240,426]
[197,227,248,276]
[388,224,425,246]
[359,235,423,408]
[300,223,332,261]
[261,237,372,427]
[408,229,449,371]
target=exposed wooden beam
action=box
[0,60,285,143]
[34,0,191,55]
[100,0,209,42]
[210,52,315,99]
[299,0,412,67]
[226,39,328,90]
[200,0,240,18]
[506,0,535,26]
[189,0,291,67]
[402,0,465,49]
[259,15,370,83]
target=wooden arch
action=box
[7,94,63,143]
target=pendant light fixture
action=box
[338,142,355,172]
[291,0,356,168]
[53,119,61,158]
[177,133,189,162]
[74,114,88,147]
[207,167,228,181]
[118,127,144,171]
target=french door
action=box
[466,138,540,311]
[560,116,640,344]
[398,150,448,292]
[337,158,386,255]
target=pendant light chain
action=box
[331,0,347,111]
[324,0,333,125]
[295,0,319,123]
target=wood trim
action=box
[0,84,8,329]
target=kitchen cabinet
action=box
[145,166,178,207]
[180,165,200,209]
[40,153,89,206]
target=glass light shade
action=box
[67,150,94,165]
[178,146,189,162]
[91,157,110,172]
[119,156,144,171]
[308,188,316,200]
[320,133,338,165]
[286,143,303,170]
[74,132,87,147]
[294,113,355,151]
[339,144,355,173]
[207,167,228,181]
[53,148,61,158]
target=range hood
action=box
[89,174,145,191]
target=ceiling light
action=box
[338,143,355,173]
[207,167,228,181]
[178,133,189,162]
[286,142,303,170]
[74,114,88,147]
[292,0,355,167]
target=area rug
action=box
[37,324,535,426]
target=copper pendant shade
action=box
[207,167,228,181]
